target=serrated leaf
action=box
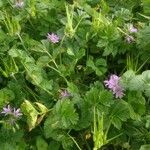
[110,101,130,129]
[44,115,59,138]
[127,92,145,116]
[137,25,150,50]
[55,100,79,128]
[85,87,100,106]
[99,90,114,106]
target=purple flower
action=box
[112,86,124,98]
[1,105,22,118]
[126,35,134,43]
[60,89,70,98]
[104,75,124,98]
[1,105,12,116]
[129,24,138,33]
[13,108,22,118]
[47,33,60,43]
[104,75,120,89]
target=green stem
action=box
[105,118,112,138]
[68,134,82,150]
[47,64,68,84]
[138,13,150,20]
[107,132,123,143]
[59,35,66,65]
[74,16,84,31]
[25,85,39,101]
[17,33,28,52]
[117,27,130,37]
[45,51,58,69]
[136,58,149,73]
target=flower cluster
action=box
[47,33,60,43]
[104,75,124,98]
[126,24,138,43]
[1,105,22,119]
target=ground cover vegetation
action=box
[0,0,150,149]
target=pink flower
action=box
[47,33,60,43]
[104,75,124,98]
[1,105,12,116]
[129,24,138,33]
[60,89,70,98]
[1,105,22,118]
[13,108,22,118]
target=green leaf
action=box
[55,100,79,128]
[110,101,130,129]
[44,115,59,138]
[137,25,150,51]
[142,70,150,82]
[128,75,145,91]
[44,120,74,149]
[140,145,150,150]
[114,8,132,21]
[100,0,110,15]
[85,87,100,106]
[142,0,150,14]
[8,48,20,58]
[87,56,107,76]
[95,58,107,67]
[67,82,79,94]
[112,117,122,129]
[85,86,113,108]
[144,85,150,97]
[36,56,51,67]
[67,47,75,56]
[48,141,60,150]
[127,92,145,116]
[121,70,135,89]
[75,48,85,59]
[0,88,15,108]
[44,99,79,138]
[21,100,39,131]
[36,136,48,150]
[99,90,114,107]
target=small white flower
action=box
[15,1,24,8]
